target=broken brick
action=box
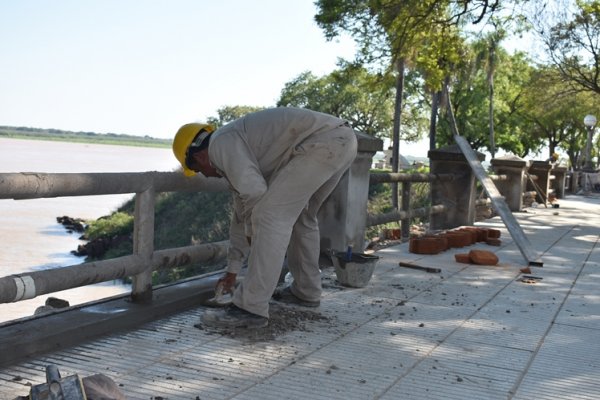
[454,253,471,264]
[486,228,501,239]
[445,231,472,248]
[468,250,499,265]
[486,238,502,246]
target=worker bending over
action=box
[173,107,357,328]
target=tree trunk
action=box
[429,90,440,151]
[488,42,496,160]
[488,73,495,159]
[392,58,405,210]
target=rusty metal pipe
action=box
[0,172,228,199]
[369,172,458,185]
[0,241,228,304]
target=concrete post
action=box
[551,165,568,198]
[428,144,484,230]
[490,155,528,211]
[527,161,553,204]
[570,170,581,193]
[131,187,155,304]
[318,132,383,255]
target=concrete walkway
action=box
[1,194,599,399]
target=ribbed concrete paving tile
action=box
[410,266,514,309]
[525,324,600,367]
[320,289,401,327]
[512,324,600,400]
[433,338,533,371]
[379,357,519,400]
[373,302,473,344]
[479,281,567,323]
[238,364,393,400]
[556,293,600,329]
[359,268,447,301]
[449,313,549,351]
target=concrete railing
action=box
[0,132,389,307]
[0,172,230,304]
[0,138,559,308]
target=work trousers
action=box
[232,125,357,318]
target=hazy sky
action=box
[0,1,357,140]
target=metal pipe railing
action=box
[0,171,230,305]
[0,241,229,304]
[0,166,527,306]
[0,172,228,199]
[369,172,457,184]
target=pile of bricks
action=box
[409,226,501,256]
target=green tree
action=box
[473,24,507,159]
[315,0,507,207]
[437,41,536,156]
[518,66,600,167]
[277,63,400,139]
[206,105,265,128]
[540,0,600,94]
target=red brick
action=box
[486,238,502,246]
[456,228,477,244]
[486,228,501,239]
[445,231,471,248]
[454,253,471,264]
[409,236,447,255]
[468,250,499,265]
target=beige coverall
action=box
[208,107,358,318]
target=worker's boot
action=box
[201,304,268,329]
[272,286,320,308]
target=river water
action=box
[0,138,179,323]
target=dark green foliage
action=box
[152,191,233,250]
[85,212,134,240]
[365,167,431,240]
[81,191,233,284]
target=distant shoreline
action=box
[0,126,171,149]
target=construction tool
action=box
[30,365,86,400]
[443,83,543,267]
[398,261,441,273]
[201,284,232,307]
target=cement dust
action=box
[195,303,331,342]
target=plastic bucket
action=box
[332,252,380,288]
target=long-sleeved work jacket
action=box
[207,107,357,317]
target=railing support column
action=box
[131,186,155,303]
[527,161,553,204]
[490,155,528,211]
[401,182,411,238]
[551,165,568,198]
[428,144,483,230]
[318,132,383,254]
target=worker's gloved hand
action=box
[216,272,237,295]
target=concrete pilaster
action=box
[491,155,528,211]
[318,132,383,255]
[551,165,568,198]
[428,144,484,230]
[527,161,553,204]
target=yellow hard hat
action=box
[172,123,215,176]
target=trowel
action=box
[201,284,232,307]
